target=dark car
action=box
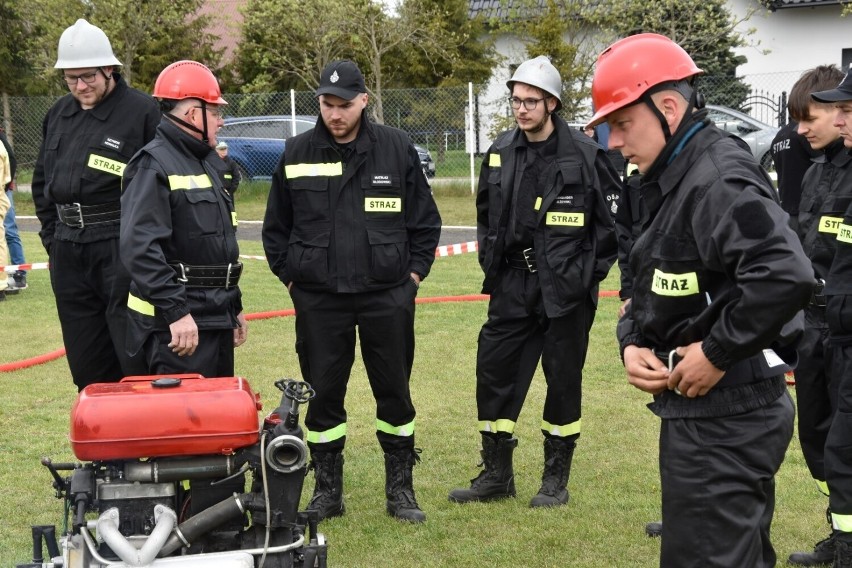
[218,115,436,180]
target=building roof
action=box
[468,0,549,20]
[764,0,848,9]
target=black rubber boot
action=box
[530,437,575,508]
[306,450,345,521]
[836,538,852,568]
[645,521,662,537]
[384,448,426,523]
[789,533,836,566]
[448,435,518,503]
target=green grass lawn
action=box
[0,232,828,567]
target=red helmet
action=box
[587,33,702,127]
[153,60,227,105]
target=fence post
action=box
[290,89,297,136]
[468,82,475,194]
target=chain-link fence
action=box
[2,69,806,182]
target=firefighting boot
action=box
[448,434,518,503]
[306,450,345,521]
[835,538,852,568]
[529,436,575,508]
[384,448,426,523]
[790,507,836,566]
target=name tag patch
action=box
[651,268,699,296]
[820,216,843,234]
[546,212,584,226]
[365,197,401,212]
[371,175,393,186]
[87,154,125,176]
[102,136,124,152]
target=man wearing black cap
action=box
[262,59,441,523]
[811,71,852,566]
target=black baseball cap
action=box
[812,71,852,103]
[315,60,366,100]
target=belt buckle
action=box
[813,278,826,307]
[62,202,85,228]
[175,262,189,284]
[225,263,233,289]
[522,247,537,273]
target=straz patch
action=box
[838,223,852,244]
[365,197,401,212]
[102,136,124,151]
[651,268,699,296]
[546,212,584,226]
[87,154,125,176]
[820,216,843,234]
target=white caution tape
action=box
[238,241,480,263]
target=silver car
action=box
[706,104,779,170]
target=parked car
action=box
[705,104,779,170]
[218,115,436,180]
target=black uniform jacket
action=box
[31,73,160,251]
[798,140,852,283]
[476,114,620,318]
[262,110,441,293]
[617,121,812,380]
[120,119,241,352]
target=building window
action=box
[843,48,852,73]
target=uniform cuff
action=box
[701,336,732,371]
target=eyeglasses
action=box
[63,71,100,87]
[194,106,225,119]
[509,97,546,111]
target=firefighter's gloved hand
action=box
[234,312,248,348]
[666,342,724,398]
[169,313,199,357]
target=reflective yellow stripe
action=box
[488,153,501,167]
[541,419,581,437]
[534,197,542,211]
[651,268,700,297]
[127,293,155,316]
[231,212,238,227]
[819,216,843,234]
[87,154,126,176]
[365,197,401,212]
[838,223,852,244]
[224,174,233,180]
[168,174,213,191]
[306,423,347,444]
[833,511,852,531]
[546,212,585,226]
[285,162,343,178]
[376,418,415,437]
[815,479,830,496]
[479,419,516,435]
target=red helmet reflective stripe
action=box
[588,33,702,127]
[153,60,227,105]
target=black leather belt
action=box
[56,202,121,228]
[170,262,243,289]
[652,347,789,388]
[505,248,537,272]
[811,278,826,308]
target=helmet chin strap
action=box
[163,99,211,143]
[640,80,702,142]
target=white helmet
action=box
[54,19,122,69]
[507,55,562,110]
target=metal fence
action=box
[2,68,806,181]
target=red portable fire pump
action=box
[17,375,327,568]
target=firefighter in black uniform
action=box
[31,19,159,390]
[771,120,820,233]
[812,71,852,567]
[448,56,620,508]
[262,60,441,523]
[120,60,247,378]
[588,34,813,567]
[783,65,849,567]
[215,141,241,196]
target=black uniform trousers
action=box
[795,305,837,489]
[50,238,147,390]
[826,343,852,540]
[292,281,418,452]
[143,329,235,378]
[659,389,794,568]
[476,266,594,436]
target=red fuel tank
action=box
[70,374,262,460]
